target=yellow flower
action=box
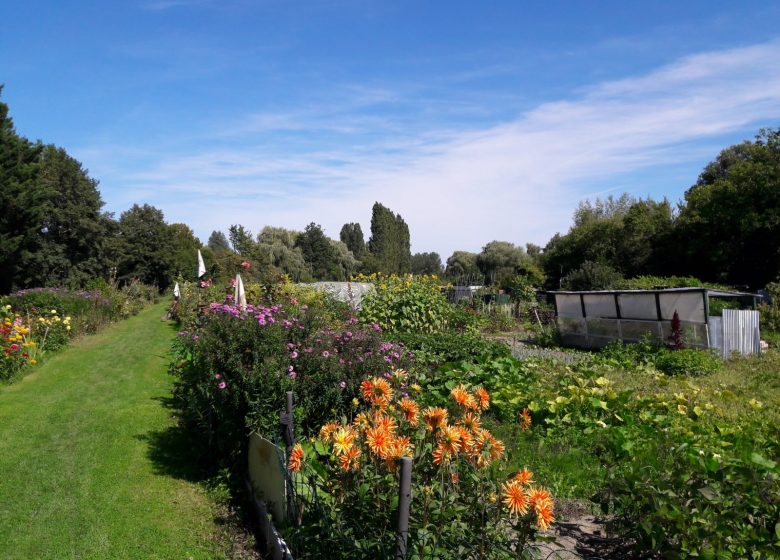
[332,427,357,456]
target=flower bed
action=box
[1,282,158,381]
[169,291,414,473]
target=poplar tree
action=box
[340,222,366,258]
[367,202,411,274]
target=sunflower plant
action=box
[355,272,453,333]
[287,368,556,559]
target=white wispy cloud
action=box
[81,40,780,258]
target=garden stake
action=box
[395,456,413,560]
[281,391,295,524]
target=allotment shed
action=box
[552,288,760,355]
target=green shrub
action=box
[590,339,661,370]
[561,261,622,291]
[388,331,510,367]
[355,273,452,333]
[480,306,518,333]
[600,424,780,559]
[708,298,741,317]
[422,357,540,421]
[592,341,720,376]
[758,282,780,334]
[655,348,721,376]
[448,302,488,333]
[616,275,728,290]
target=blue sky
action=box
[2,1,780,259]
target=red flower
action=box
[241,261,250,269]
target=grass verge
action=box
[0,302,256,560]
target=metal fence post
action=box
[395,457,413,560]
[280,391,295,524]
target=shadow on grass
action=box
[135,396,214,483]
[135,425,211,483]
[136,402,265,559]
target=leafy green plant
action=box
[655,348,721,377]
[707,298,741,317]
[356,273,452,333]
[387,331,510,367]
[424,357,541,422]
[448,302,488,333]
[599,424,780,559]
[616,275,728,290]
[758,282,780,334]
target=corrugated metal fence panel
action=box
[709,316,722,351]
[721,309,761,358]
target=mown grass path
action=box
[0,302,227,560]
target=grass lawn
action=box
[0,302,241,560]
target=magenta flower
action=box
[322,351,330,358]
[241,260,250,269]
[218,381,226,390]
[339,381,346,389]
[215,374,222,379]
[290,351,298,359]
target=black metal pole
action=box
[283,391,295,524]
[395,457,413,560]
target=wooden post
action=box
[395,457,413,560]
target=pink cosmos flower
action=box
[218,381,226,390]
[339,381,346,389]
[322,351,330,358]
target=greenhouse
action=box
[552,288,760,353]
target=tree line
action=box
[2,86,778,293]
